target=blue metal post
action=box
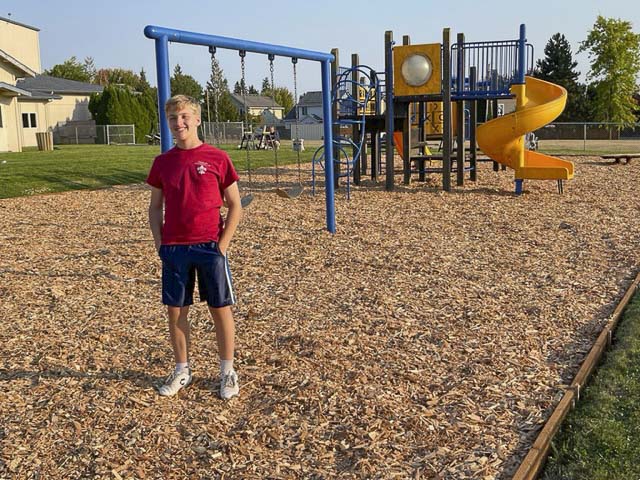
[384,31,394,191]
[515,179,523,195]
[154,36,172,152]
[515,24,526,194]
[517,24,526,84]
[321,60,336,233]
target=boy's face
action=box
[167,106,201,144]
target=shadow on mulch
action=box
[0,368,161,389]
[0,368,227,395]
[582,160,618,166]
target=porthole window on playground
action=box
[22,112,37,128]
[401,54,432,86]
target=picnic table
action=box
[601,153,640,165]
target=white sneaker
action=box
[220,370,239,400]
[158,368,192,396]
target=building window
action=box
[0,107,3,128]
[22,112,37,128]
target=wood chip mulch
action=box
[0,156,638,479]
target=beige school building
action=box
[0,16,102,152]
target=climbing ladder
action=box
[312,65,377,199]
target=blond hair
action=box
[165,94,201,116]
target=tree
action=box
[83,57,97,83]
[261,77,271,94]
[89,85,158,143]
[139,68,151,91]
[171,64,203,101]
[534,33,590,121]
[45,56,94,82]
[233,79,257,95]
[579,15,640,127]
[260,78,295,118]
[272,87,294,116]
[204,56,238,122]
[95,68,150,92]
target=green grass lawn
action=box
[542,290,640,480]
[2,140,638,199]
[538,139,640,156]
[0,143,317,199]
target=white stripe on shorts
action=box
[224,253,236,305]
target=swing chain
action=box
[209,46,220,144]
[268,55,280,187]
[292,57,302,184]
[239,50,252,186]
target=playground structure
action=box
[315,24,574,195]
[145,24,574,233]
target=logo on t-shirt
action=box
[195,161,210,175]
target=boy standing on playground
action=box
[147,94,242,400]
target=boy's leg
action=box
[168,305,190,363]
[209,305,235,361]
[158,305,192,396]
[209,305,239,400]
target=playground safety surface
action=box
[1,156,639,479]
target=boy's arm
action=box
[218,182,242,255]
[148,186,164,252]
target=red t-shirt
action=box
[146,143,239,244]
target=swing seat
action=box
[273,185,303,199]
[241,194,254,208]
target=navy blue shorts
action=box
[159,242,236,308]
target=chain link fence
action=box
[96,125,136,145]
[534,122,640,141]
[53,121,136,145]
[528,122,640,153]
[200,122,244,144]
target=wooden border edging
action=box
[513,268,640,480]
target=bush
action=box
[89,85,158,143]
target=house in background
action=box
[229,93,284,123]
[16,75,102,146]
[0,15,102,152]
[283,91,323,126]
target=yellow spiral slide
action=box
[477,76,574,182]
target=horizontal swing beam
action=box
[144,26,334,62]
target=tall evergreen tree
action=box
[534,33,590,121]
[83,57,97,83]
[579,15,640,126]
[89,85,158,143]
[261,77,271,94]
[233,79,257,95]
[170,64,203,101]
[205,56,238,122]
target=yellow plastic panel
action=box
[425,102,443,134]
[393,43,441,97]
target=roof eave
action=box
[0,82,31,96]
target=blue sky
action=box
[6,0,639,97]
